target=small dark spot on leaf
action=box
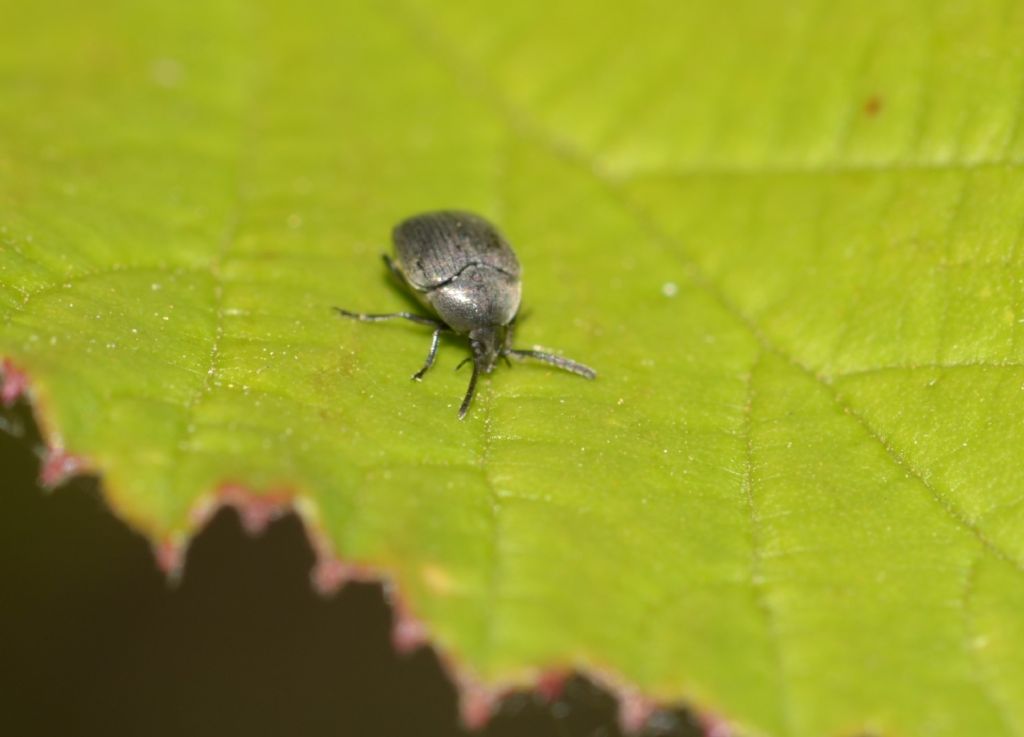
[863,95,883,117]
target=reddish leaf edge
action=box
[1,357,736,737]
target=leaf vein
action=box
[742,355,796,737]
[3,263,204,326]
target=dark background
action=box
[0,400,701,737]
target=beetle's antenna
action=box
[458,359,480,419]
[505,349,597,380]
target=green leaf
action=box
[3,1,1024,735]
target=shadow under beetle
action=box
[335,210,596,418]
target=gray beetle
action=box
[336,210,596,418]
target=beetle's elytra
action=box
[336,210,596,418]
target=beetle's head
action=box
[469,325,510,373]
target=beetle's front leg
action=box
[412,326,449,381]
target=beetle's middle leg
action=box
[412,326,449,381]
[333,306,443,328]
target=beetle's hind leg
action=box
[505,348,597,380]
[412,326,450,381]
[382,254,406,283]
